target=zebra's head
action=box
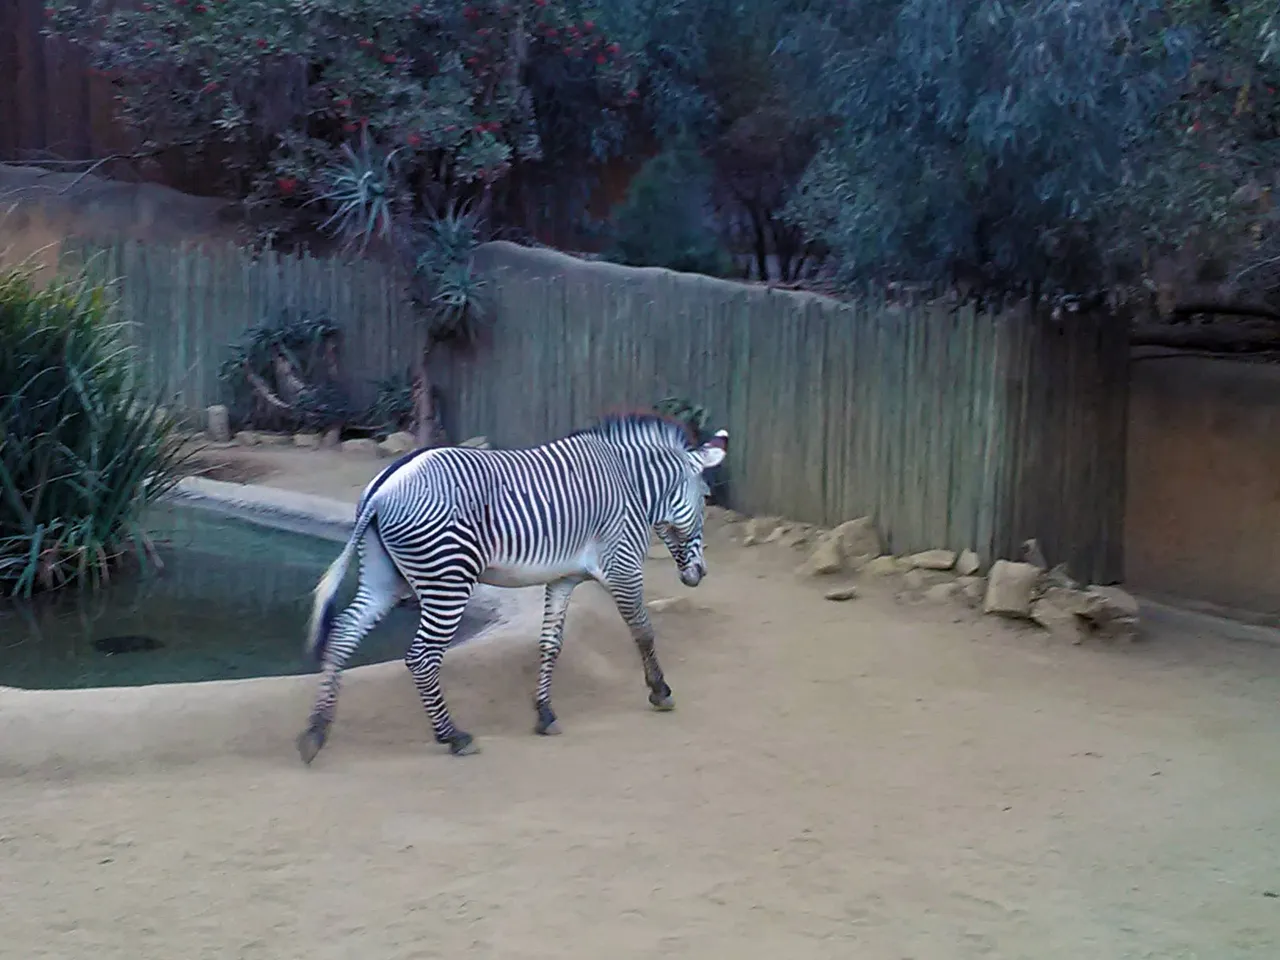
[654,430,727,587]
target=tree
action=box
[780,0,1197,298]
[44,0,637,253]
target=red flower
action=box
[466,56,479,65]
[583,20,594,30]
[337,97,352,108]
[359,38,373,48]
[256,38,267,48]
[626,89,638,100]
[202,81,219,93]
[194,2,207,11]
[382,54,397,64]
[607,42,620,54]
[144,40,156,49]
[595,54,606,65]
[463,6,477,19]
[407,133,422,146]
[277,177,297,195]
[343,122,357,132]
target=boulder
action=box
[955,549,981,577]
[233,430,261,446]
[863,555,905,577]
[206,404,231,443]
[341,438,378,456]
[1021,538,1048,570]
[1030,586,1096,644]
[956,575,987,607]
[799,531,844,576]
[832,517,881,561]
[459,435,492,449]
[902,568,931,592]
[378,431,417,457]
[741,515,783,547]
[1083,585,1141,641]
[907,549,956,571]
[293,432,321,449]
[982,560,1041,618]
[824,586,858,602]
[257,432,292,446]
[320,426,342,449]
[923,581,963,604]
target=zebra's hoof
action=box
[449,733,481,756]
[534,703,561,736]
[648,691,676,712]
[296,727,327,765]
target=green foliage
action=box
[780,0,1196,296]
[218,311,353,432]
[0,267,194,598]
[607,149,734,276]
[414,204,490,347]
[44,0,638,252]
[365,371,417,435]
[654,395,710,436]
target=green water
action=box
[0,503,492,690]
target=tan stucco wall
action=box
[1126,353,1280,618]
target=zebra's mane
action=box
[570,411,697,451]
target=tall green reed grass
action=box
[0,262,196,597]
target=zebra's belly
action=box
[479,550,600,588]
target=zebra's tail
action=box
[305,500,378,665]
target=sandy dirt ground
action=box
[3,445,1279,960]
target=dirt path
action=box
[2,446,1279,960]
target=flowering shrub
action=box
[45,0,638,250]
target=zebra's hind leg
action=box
[298,535,404,764]
[404,582,479,756]
[533,576,585,736]
[608,571,675,712]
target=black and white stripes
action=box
[296,413,727,764]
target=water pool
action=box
[0,502,496,690]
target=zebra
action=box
[296,412,728,764]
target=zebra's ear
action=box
[692,433,727,471]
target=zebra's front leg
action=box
[404,583,479,756]
[534,576,585,736]
[608,571,675,712]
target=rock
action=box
[982,560,1041,618]
[233,430,261,446]
[832,517,881,562]
[1030,598,1091,644]
[341,438,378,456]
[764,522,792,544]
[907,549,956,571]
[647,597,693,615]
[1021,538,1048,570]
[1082,585,1141,641]
[459,435,492,449]
[956,549,981,577]
[956,576,987,606]
[1042,562,1079,592]
[799,532,844,576]
[257,432,292,446]
[741,515,782,547]
[1030,586,1097,644]
[923,581,962,604]
[206,405,231,443]
[321,426,342,449]
[782,524,819,549]
[903,568,931,592]
[378,431,417,457]
[863,555,905,577]
[293,432,321,449]
[824,586,858,602]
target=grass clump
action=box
[0,265,195,597]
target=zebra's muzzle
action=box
[679,561,706,587]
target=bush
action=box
[606,149,735,277]
[0,266,194,597]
